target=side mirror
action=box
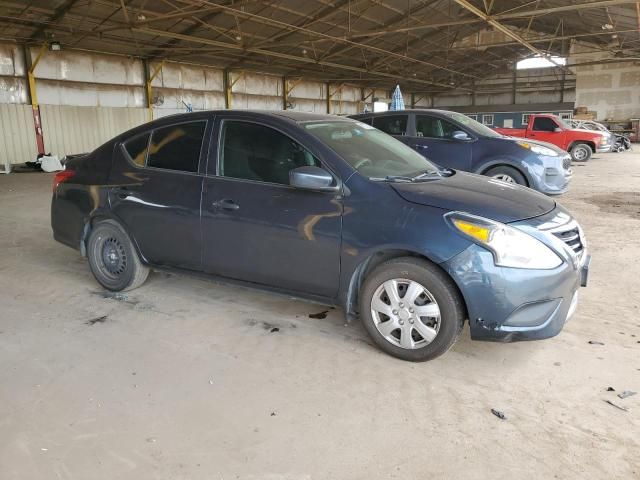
[289,166,338,192]
[554,127,562,133]
[452,130,471,141]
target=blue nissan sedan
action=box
[51,111,590,361]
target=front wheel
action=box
[359,258,465,361]
[87,220,149,291]
[484,165,527,185]
[570,143,592,162]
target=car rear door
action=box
[372,114,410,145]
[409,114,472,171]
[200,116,342,298]
[109,119,210,270]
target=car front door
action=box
[529,116,565,146]
[408,114,473,171]
[201,118,342,298]
[109,120,209,270]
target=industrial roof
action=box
[2,1,639,94]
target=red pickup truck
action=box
[494,114,611,162]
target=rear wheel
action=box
[570,143,592,162]
[359,257,465,361]
[87,220,149,291]
[485,165,527,185]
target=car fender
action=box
[82,209,149,264]
[473,157,537,187]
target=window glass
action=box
[304,121,439,179]
[124,133,150,167]
[440,111,501,137]
[147,122,205,173]
[220,121,321,185]
[482,114,494,125]
[415,115,460,139]
[373,115,408,135]
[532,117,558,132]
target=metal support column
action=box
[26,42,48,158]
[146,60,164,121]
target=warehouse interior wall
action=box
[0,42,367,164]
[571,41,640,121]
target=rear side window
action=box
[373,115,407,135]
[147,122,206,173]
[124,133,150,167]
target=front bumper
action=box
[443,240,589,343]
[597,143,612,153]
[534,155,573,195]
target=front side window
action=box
[220,121,320,185]
[373,115,408,136]
[415,115,460,139]
[304,120,438,179]
[146,122,206,173]
[124,133,150,167]
[440,111,501,138]
[532,117,558,132]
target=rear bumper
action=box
[443,244,589,342]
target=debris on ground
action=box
[604,400,629,412]
[309,310,329,319]
[617,390,637,399]
[588,340,605,345]
[85,315,108,326]
[146,437,156,443]
[270,412,277,417]
[606,387,616,392]
[209,379,214,385]
[270,327,280,333]
[491,409,506,420]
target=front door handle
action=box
[413,144,428,150]
[212,198,240,211]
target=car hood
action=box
[568,128,604,138]
[499,136,567,156]
[391,171,556,223]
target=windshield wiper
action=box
[370,175,416,182]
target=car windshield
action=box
[303,120,439,179]
[439,111,502,137]
[553,115,571,129]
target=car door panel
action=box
[108,120,210,270]
[409,114,472,171]
[201,118,342,298]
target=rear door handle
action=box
[212,198,240,211]
[111,187,131,199]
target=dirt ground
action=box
[1,151,639,480]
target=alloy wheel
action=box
[492,174,516,183]
[370,278,440,349]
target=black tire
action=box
[484,165,527,186]
[87,220,149,292]
[570,143,592,162]
[359,257,465,362]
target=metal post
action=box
[26,42,48,157]
[326,82,331,114]
[146,60,164,121]
[282,76,288,110]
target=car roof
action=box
[351,109,455,117]
[145,109,348,127]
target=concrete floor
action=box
[1,152,639,480]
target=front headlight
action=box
[517,141,559,157]
[446,212,562,269]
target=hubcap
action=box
[492,173,515,183]
[370,279,440,350]
[574,147,587,161]
[99,237,127,277]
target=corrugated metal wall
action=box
[0,104,38,167]
[40,105,146,157]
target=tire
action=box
[570,143,592,162]
[359,257,465,362]
[87,220,149,291]
[484,165,527,186]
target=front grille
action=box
[562,157,571,170]
[553,226,584,255]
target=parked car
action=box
[569,119,631,153]
[494,113,611,162]
[349,109,572,195]
[51,111,590,361]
